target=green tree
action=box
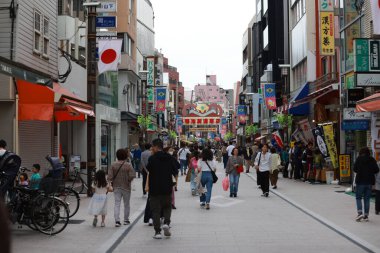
[246,124,258,136]
[168,130,178,145]
[137,115,152,142]
[223,131,234,142]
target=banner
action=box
[177,118,183,134]
[264,83,277,109]
[272,131,284,149]
[312,126,329,159]
[237,105,247,125]
[299,119,314,144]
[320,12,335,56]
[339,154,351,183]
[322,124,338,168]
[155,88,166,112]
[147,87,154,103]
[147,57,155,87]
[292,128,307,145]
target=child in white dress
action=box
[88,170,110,227]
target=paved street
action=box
[10,163,380,253]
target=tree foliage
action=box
[275,113,293,128]
[223,131,234,141]
[137,115,151,129]
[246,124,259,136]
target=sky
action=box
[150,0,255,91]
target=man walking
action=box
[178,143,191,175]
[147,139,179,239]
[243,144,253,173]
[226,141,235,157]
[141,143,152,196]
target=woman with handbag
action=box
[226,148,244,197]
[108,149,136,227]
[197,148,217,210]
[269,147,281,189]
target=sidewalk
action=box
[262,174,380,250]
[11,177,147,253]
[113,163,369,253]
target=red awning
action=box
[18,80,54,121]
[356,92,380,112]
[50,82,83,101]
[55,97,95,122]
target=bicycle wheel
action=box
[57,188,80,218]
[32,196,69,235]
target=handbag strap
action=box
[112,161,125,181]
[205,161,213,172]
[258,152,262,166]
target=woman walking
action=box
[108,149,136,227]
[269,147,281,189]
[226,148,244,197]
[197,149,216,210]
[353,147,379,222]
[254,144,271,197]
[189,150,200,196]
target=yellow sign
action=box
[320,12,335,56]
[339,155,351,181]
[322,124,338,168]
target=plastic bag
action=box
[222,176,229,191]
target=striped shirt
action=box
[108,160,136,191]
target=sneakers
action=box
[149,218,153,226]
[261,192,269,197]
[200,202,206,208]
[355,214,363,222]
[272,186,277,189]
[92,217,98,227]
[363,215,369,222]
[115,221,121,227]
[205,203,210,210]
[124,220,131,225]
[153,232,162,239]
[162,224,171,237]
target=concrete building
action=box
[164,56,184,117]
[194,75,229,113]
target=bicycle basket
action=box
[39,178,65,194]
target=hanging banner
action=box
[339,154,351,183]
[264,83,277,109]
[299,119,314,144]
[292,128,307,145]
[155,88,166,112]
[147,57,155,87]
[320,12,335,56]
[237,105,247,125]
[272,131,284,149]
[322,124,338,168]
[312,126,329,159]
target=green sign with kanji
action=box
[355,39,369,72]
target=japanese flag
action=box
[98,39,123,75]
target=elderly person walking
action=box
[269,147,281,189]
[108,149,136,227]
[353,147,379,222]
[254,144,271,197]
[226,148,244,197]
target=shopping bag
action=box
[185,170,192,182]
[236,165,244,174]
[222,176,229,191]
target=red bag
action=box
[236,165,244,174]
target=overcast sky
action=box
[150,0,255,91]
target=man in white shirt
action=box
[226,142,235,157]
[178,144,191,175]
[254,144,271,197]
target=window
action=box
[291,0,306,27]
[43,17,50,57]
[34,10,42,53]
[117,33,133,56]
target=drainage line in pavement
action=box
[245,173,378,253]
[106,210,145,253]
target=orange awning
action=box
[356,92,380,112]
[55,97,95,122]
[18,80,54,121]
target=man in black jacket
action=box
[147,139,178,239]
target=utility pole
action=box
[84,2,100,197]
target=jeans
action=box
[114,188,131,222]
[229,173,240,194]
[180,159,187,175]
[133,159,141,177]
[200,171,213,204]
[356,184,372,215]
[150,194,172,233]
[190,169,197,191]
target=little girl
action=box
[88,170,110,227]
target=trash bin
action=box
[325,171,334,184]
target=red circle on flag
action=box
[101,49,117,64]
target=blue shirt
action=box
[30,173,41,189]
[132,149,142,159]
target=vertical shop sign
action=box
[370,40,380,71]
[147,57,155,86]
[322,124,339,168]
[339,154,351,183]
[320,12,335,56]
[354,39,370,72]
[319,0,334,11]
[312,126,330,160]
